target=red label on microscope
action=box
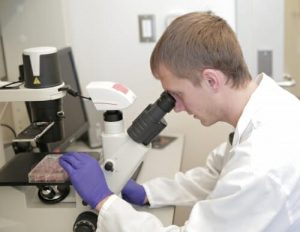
[113,83,129,94]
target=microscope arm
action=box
[102,136,150,193]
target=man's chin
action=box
[196,117,216,127]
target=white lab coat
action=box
[97,73,300,231]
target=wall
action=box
[236,0,285,82]
[284,0,300,96]
[0,33,6,80]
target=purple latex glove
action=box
[59,152,112,208]
[121,179,147,206]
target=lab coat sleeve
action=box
[97,194,184,232]
[97,170,288,232]
[143,142,230,207]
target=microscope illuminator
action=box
[0,46,66,102]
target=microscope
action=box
[0,47,65,151]
[0,46,175,232]
[0,46,72,205]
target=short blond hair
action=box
[150,12,251,87]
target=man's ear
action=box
[201,69,225,92]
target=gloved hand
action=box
[59,152,112,208]
[121,179,147,206]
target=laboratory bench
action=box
[0,151,99,186]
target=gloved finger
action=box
[66,152,96,164]
[74,152,95,162]
[63,152,84,161]
[59,157,75,176]
[60,153,82,169]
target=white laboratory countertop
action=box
[135,133,184,225]
[68,133,184,226]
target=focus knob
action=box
[73,211,97,232]
[104,160,115,172]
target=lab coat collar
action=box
[232,73,277,146]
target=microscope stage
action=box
[0,151,100,186]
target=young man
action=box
[60,12,300,231]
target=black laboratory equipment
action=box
[13,47,65,153]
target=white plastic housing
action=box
[23,47,57,76]
[102,120,127,160]
[86,81,136,110]
[0,82,66,102]
[103,136,150,193]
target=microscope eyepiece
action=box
[157,91,176,113]
[127,91,175,145]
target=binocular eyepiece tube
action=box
[127,91,176,145]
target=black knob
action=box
[104,161,114,172]
[73,211,97,232]
[38,185,70,204]
[40,186,56,199]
